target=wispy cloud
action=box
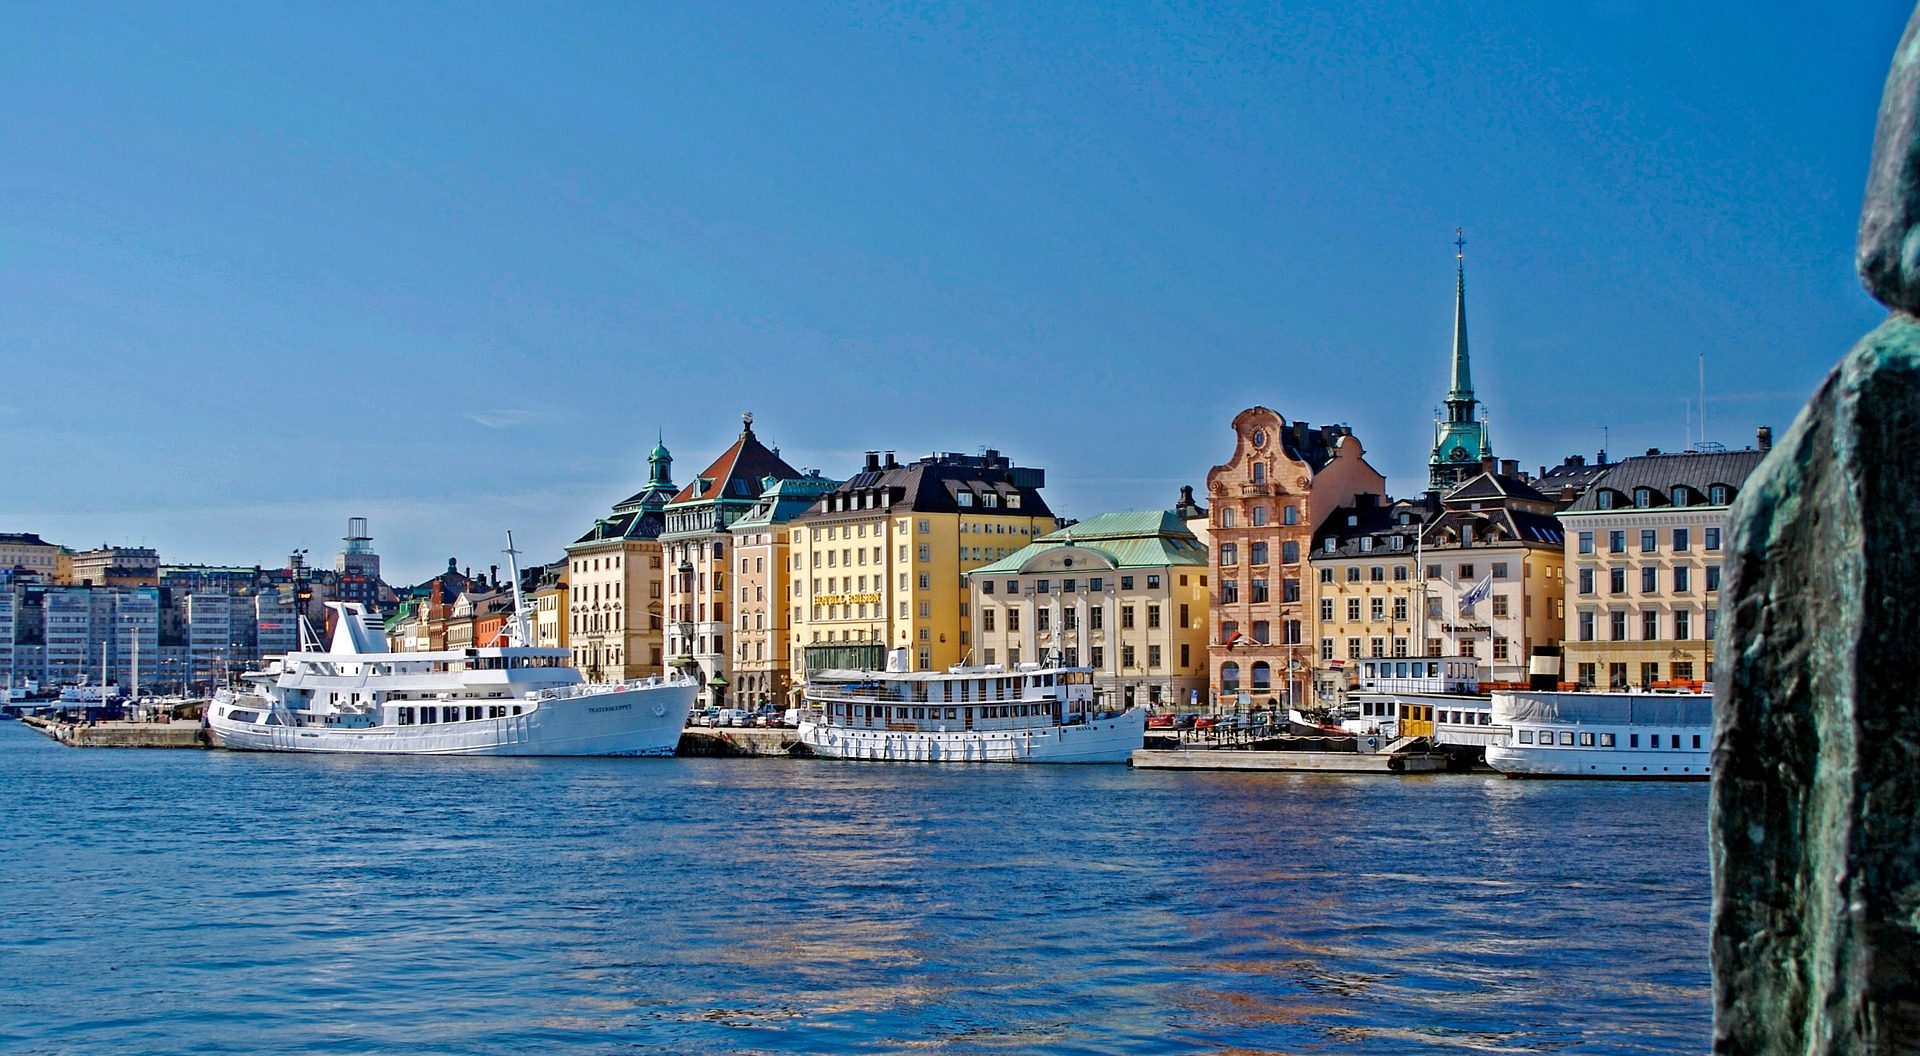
[464,407,559,430]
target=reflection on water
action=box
[0,725,1708,1054]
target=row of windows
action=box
[1219,541,1302,566]
[1218,578,1301,604]
[1593,484,1732,510]
[1577,565,1722,595]
[1519,728,1702,750]
[1575,608,1717,642]
[394,703,523,725]
[1318,635,1512,661]
[980,603,1180,632]
[1216,504,1300,529]
[1218,619,1302,645]
[1577,526,1722,556]
[1573,661,1699,688]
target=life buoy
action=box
[1366,736,1380,750]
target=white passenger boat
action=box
[1484,689,1713,780]
[798,651,1145,764]
[206,537,696,756]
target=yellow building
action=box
[1561,444,1767,690]
[531,560,569,650]
[564,438,675,681]
[787,449,1055,675]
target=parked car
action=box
[1146,713,1176,729]
[716,708,750,727]
[1174,713,1201,730]
[692,707,720,727]
[1193,716,1218,730]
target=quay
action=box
[677,726,806,757]
[21,715,207,749]
[1130,737,1449,774]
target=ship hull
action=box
[207,681,695,757]
[1484,743,1710,780]
[797,709,1145,764]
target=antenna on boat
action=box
[503,531,533,648]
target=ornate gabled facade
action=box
[1431,233,1493,492]
[1205,407,1386,709]
[564,437,676,681]
[659,413,804,709]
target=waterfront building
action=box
[787,449,1056,675]
[965,507,1210,711]
[1307,493,1428,705]
[1205,409,1386,709]
[332,517,384,608]
[254,591,298,659]
[0,533,59,580]
[1559,437,1769,690]
[1415,467,1568,683]
[532,560,568,650]
[67,546,160,589]
[728,471,840,710]
[660,414,805,709]
[566,437,676,681]
[1430,234,1495,493]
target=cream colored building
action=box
[565,439,676,681]
[729,473,839,709]
[1308,468,1568,702]
[788,449,1055,676]
[1205,408,1386,709]
[966,509,1209,711]
[532,560,568,650]
[0,533,59,580]
[1561,445,1766,690]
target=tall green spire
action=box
[1430,228,1492,491]
[1448,232,1473,402]
[648,431,673,488]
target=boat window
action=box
[230,710,259,724]
[1692,734,1702,749]
[1629,733,1639,748]
[512,706,522,716]
[398,707,414,726]
[1519,730,1534,744]
[1579,732,1595,746]
[945,708,957,720]
[1600,733,1615,747]
[1560,731,1576,745]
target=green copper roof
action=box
[966,509,1208,575]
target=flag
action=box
[1458,573,1494,610]
[1226,631,1252,651]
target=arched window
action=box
[1251,661,1272,690]
[1220,662,1241,693]
[1252,463,1265,483]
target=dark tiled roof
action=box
[1565,449,1767,513]
[0,533,52,546]
[1444,471,1549,506]
[1312,499,1429,558]
[799,453,1053,521]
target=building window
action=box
[1598,491,1615,510]
[1252,507,1268,527]
[1707,565,1721,591]
[1642,610,1660,641]
[983,609,995,632]
[1642,567,1658,593]
[1320,598,1334,621]
[1347,598,1361,621]
[1347,637,1361,658]
[1578,531,1594,555]
[1220,509,1235,528]
[1347,566,1362,583]
[1320,638,1334,660]
[1490,595,1508,617]
[1147,605,1161,629]
[1393,597,1408,621]
[1610,610,1628,641]
[1091,607,1105,630]
[1673,527,1691,551]
[1369,565,1385,582]
[1221,543,1238,566]
[1007,610,1020,632]
[1609,530,1626,554]
[1037,610,1051,632]
[1121,606,1135,629]
[1282,541,1299,563]
[1675,608,1692,639]
[1090,646,1104,668]
[1179,604,1190,629]
[1674,566,1691,592]
[1284,505,1299,525]
[1284,620,1301,645]
[1122,644,1136,668]
[1579,568,1594,595]
[1369,598,1385,621]
[1710,485,1729,505]
[1493,636,1510,661]
[1146,575,1160,589]
[1220,661,1240,693]
[1610,568,1626,594]
[1640,529,1657,553]
[1369,637,1385,658]
[1706,527,1722,551]
[1635,488,1653,508]
[1221,580,1239,604]
[1250,542,1268,565]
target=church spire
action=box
[1448,228,1473,403]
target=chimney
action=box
[864,450,880,472]
[1757,425,1773,451]
[884,451,898,469]
[489,565,499,586]
[1646,447,1660,457]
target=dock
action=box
[21,715,207,749]
[677,726,807,757]
[1130,742,1449,774]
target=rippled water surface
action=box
[0,722,1710,1054]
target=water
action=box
[0,722,1711,1055]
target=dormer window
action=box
[1709,485,1729,505]
[983,492,999,508]
[1323,538,1336,554]
[1347,514,1358,527]
[1359,537,1373,553]
[1597,491,1616,510]
[1391,536,1405,551]
[1670,486,1688,507]
[1634,487,1653,508]
[1007,495,1021,509]
[957,492,973,507]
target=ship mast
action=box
[502,531,534,648]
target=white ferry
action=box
[798,650,1145,764]
[1484,689,1713,780]
[206,538,696,756]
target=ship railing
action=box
[530,675,686,702]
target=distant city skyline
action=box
[1,2,1903,582]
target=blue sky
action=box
[0,1,1903,582]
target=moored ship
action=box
[1484,688,1712,779]
[206,537,696,756]
[798,649,1145,764]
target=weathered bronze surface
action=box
[1713,5,1920,1052]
